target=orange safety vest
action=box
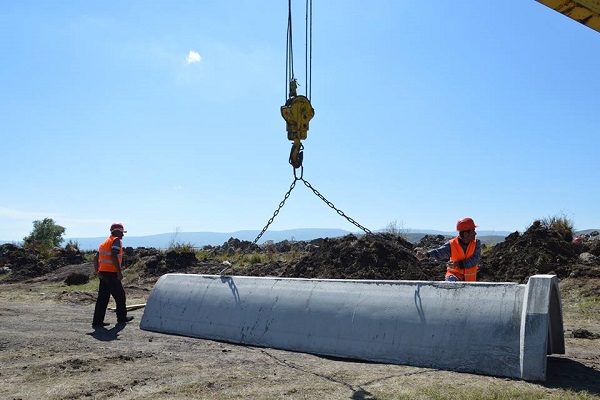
[97,236,123,273]
[446,237,478,282]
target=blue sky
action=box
[1,1,599,242]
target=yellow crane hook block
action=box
[281,80,315,142]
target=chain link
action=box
[250,178,298,247]
[222,177,298,274]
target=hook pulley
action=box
[281,79,314,169]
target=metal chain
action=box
[250,177,298,247]
[221,177,298,274]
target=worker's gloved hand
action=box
[415,250,428,261]
[446,261,455,268]
[117,271,123,281]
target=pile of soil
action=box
[0,242,85,282]
[480,222,600,283]
[277,234,438,280]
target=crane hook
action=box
[281,79,314,169]
[289,139,304,169]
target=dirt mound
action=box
[0,243,42,277]
[479,222,600,283]
[24,263,95,284]
[0,243,86,282]
[579,231,600,256]
[279,233,440,280]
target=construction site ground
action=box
[1,225,599,399]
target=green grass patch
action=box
[562,292,600,324]
[37,278,99,295]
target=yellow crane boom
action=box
[536,0,600,33]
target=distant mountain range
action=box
[30,228,514,251]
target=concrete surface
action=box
[140,274,564,381]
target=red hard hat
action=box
[110,222,127,233]
[456,217,477,232]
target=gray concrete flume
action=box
[140,274,564,381]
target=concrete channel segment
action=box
[140,274,564,381]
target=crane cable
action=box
[284,0,312,100]
[285,0,295,97]
[305,0,312,101]
[281,0,314,170]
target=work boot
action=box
[117,316,134,324]
[92,322,110,328]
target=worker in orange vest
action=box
[92,223,134,328]
[416,217,481,282]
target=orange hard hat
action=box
[456,217,477,232]
[110,222,127,233]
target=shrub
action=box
[168,242,196,253]
[23,218,66,249]
[385,220,409,239]
[166,227,197,253]
[539,213,575,242]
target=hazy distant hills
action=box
[56,228,513,251]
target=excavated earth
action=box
[1,224,599,399]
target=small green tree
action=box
[23,218,66,248]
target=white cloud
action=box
[186,50,201,64]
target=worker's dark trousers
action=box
[92,272,127,324]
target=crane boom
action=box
[536,0,600,33]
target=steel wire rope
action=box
[285,0,295,98]
[305,0,312,100]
